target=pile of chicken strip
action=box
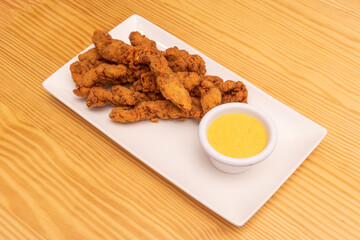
[70,30,248,123]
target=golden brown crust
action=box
[78,48,103,62]
[79,64,129,87]
[131,72,202,95]
[73,63,140,97]
[93,30,141,69]
[164,47,206,75]
[129,31,157,49]
[219,80,248,104]
[130,72,159,93]
[86,86,164,107]
[109,97,203,123]
[69,48,146,97]
[199,81,222,114]
[73,87,91,97]
[156,72,192,112]
[70,48,105,85]
[129,31,206,75]
[177,72,202,93]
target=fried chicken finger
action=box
[86,86,163,107]
[109,97,203,123]
[129,31,206,75]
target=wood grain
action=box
[0,0,359,239]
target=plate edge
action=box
[237,127,327,226]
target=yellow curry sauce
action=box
[207,113,267,158]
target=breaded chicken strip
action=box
[70,48,106,96]
[79,63,132,87]
[176,72,203,94]
[70,48,104,83]
[152,56,192,112]
[73,63,144,97]
[86,86,163,107]
[109,97,203,123]
[219,80,248,104]
[129,31,157,49]
[129,32,206,75]
[164,47,206,75]
[70,48,104,82]
[199,80,222,114]
[92,30,140,69]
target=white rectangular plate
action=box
[42,15,327,226]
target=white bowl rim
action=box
[199,103,277,166]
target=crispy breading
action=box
[73,87,91,97]
[155,72,192,111]
[199,81,222,114]
[73,63,141,97]
[70,48,105,85]
[86,86,163,107]
[164,47,206,75]
[92,30,142,69]
[79,63,130,87]
[129,31,157,49]
[130,72,159,93]
[78,48,103,62]
[131,72,202,94]
[109,97,203,123]
[202,75,223,87]
[176,72,202,93]
[219,80,248,104]
[129,31,206,75]
[140,49,193,112]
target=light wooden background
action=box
[0,0,359,239]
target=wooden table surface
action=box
[0,0,359,239]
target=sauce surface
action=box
[207,113,267,158]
